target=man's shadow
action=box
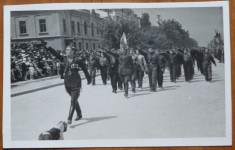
[69,116,117,128]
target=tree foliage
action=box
[140,13,151,28]
[99,14,198,50]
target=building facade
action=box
[11,10,102,51]
[11,9,139,51]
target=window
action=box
[84,22,87,35]
[63,19,67,33]
[79,42,82,50]
[97,29,99,35]
[86,43,89,50]
[19,21,27,34]
[39,19,47,32]
[93,43,95,50]
[71,21,75,34]
[77,22,80,34]
[91,23,94,36]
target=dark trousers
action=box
[157,67,163,87]
[109,67,119,92]
[203,61,212,81]
[136,70,144,87]
[117,75,123,89]
[176,64,181,79]
[100,66,107,84]
[131,75,137,90]
[90,68,96,85]
[65,86,81,120]
[110,72,118,91]
[119,74,131,95]
[183,62,193,81]
[148,66,158,91]
[169,63,176,82]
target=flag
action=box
[120,33,128,49]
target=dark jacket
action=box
[203,53,216,65]
[118,53,134,76]
[147,52,159,68]
[62,56,91,88]
[103,51,119,74]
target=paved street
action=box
[11,61,225,140]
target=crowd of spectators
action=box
[11,41,64,82]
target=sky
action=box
[133,7,223,47]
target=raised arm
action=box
[77,60,91,84]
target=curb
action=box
[11,74,101,97]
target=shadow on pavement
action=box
[209,79,224,83]
[129,92,153,98]
[69,116,117,128]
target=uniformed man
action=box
[169,49,178,83]
[202,48,216,81]
[118,48,134,97]
[98,52,108,85]
[136,49,147,88]
[156,50,167,88]
[147,48,159,92]
[103,49,120,93]
[183,49,194,82]
[89,52,98,85]
[130,49,138,93]
[62,46,91,125]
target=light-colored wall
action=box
[11,11,61,40]
[11,10,102,51]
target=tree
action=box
[140,13,151,28]
[99,19,139,49]
[131,19,198,49]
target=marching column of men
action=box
[61,46,218,124]
[66,47,217,94]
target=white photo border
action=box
[3,1,232,148]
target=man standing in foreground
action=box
[62,46,91,125]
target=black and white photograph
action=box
[3,1,232,148]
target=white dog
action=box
[38,121,67,140]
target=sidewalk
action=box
[11,72,100,97]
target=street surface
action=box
[11,61,225,140]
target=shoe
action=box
[67,119,72,125]
[132,89,136,93]
[112,90,117,93]
[124,93,128,98]
[75,115,82,121]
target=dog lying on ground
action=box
[38,121,67,140]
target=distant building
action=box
[11,10,102,51]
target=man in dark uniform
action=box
[89,52,98,85]
[62,46,91,125]
[130,49,138,93]
[169,49,178,83]
[147,48,159,92]
[202,48,216,81]
[156,50,167,88]
[103,49,120,93]
[98,52,108,85]
[183,49,194,82]
[118,48,134,97]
